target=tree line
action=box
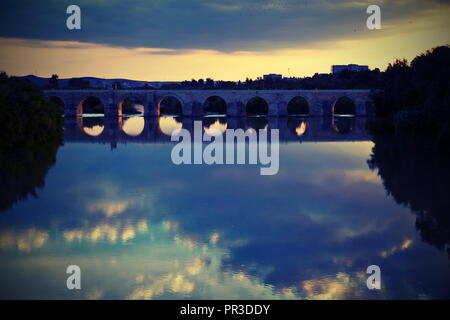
[0,72,63,212]
[370,45,450,153]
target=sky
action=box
[0,0,449,81]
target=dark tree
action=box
[0,73,63,212]
[48,74,59,89]
[368,121,450,260]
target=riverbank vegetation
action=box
[370,45,450,153]
[367,45,450,259]
[0,72,63,211]
[0,72,63,150]
[368,126,450,260]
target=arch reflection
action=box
[121,117,145,136]
[159,116,183,136]
[287,117,309,136]
[246,117,268,131]
[78,117,105,136]
[203,117,227,136]
[333,117,355,135]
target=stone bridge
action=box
[44,89,374,117]
[64,116,370,148]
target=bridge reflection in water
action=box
[66,116,370,147]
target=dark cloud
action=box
[0,0,447,52]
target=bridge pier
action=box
[226,117,246,129]
[191,101,203,117]
[227,101,246,117]
[277,102,288,116]
[268,117,280,129]
[355,99,371,116]
[181,101,193,116]
[268,102,281,116]
[144,101,158,116]
[64,102,80,117]
[319,99,332,116]
[105,103,120,117]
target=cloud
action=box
[0,0,448,52]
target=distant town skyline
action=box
[20,65,372,90]
[1,0,449,81]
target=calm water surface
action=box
[0,116,449,299]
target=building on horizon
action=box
[332,64,369,74]
[263,73,283,80]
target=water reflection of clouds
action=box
[0,219,304,299]
[0,140,449,299]
[0,228,48,252]
[86,200,129,217]
[313,169,381,185]
[63,219,148,244]
[299,271,385,300]
[380,239,413,258]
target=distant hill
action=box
[20,75,180,89]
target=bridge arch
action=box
[118,97,145,116]
[333,96,356,116]
[43,89,373,118]
[158,96,183,116]
[203,96,227,116]
[287,96,309,116]
[77,96,105,117]
[245,96,269,116]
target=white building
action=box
[332,64,369,74]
